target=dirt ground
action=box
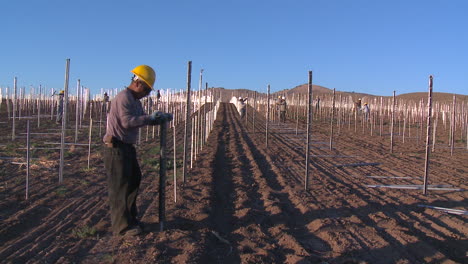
[0,102,467,264]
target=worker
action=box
[103,65,172,237]
[103,92,110,114]
[363,103,370,121]
[55,90,64,123]
[277,96,287,123]
[238,96,247,118]
[354,98,362,113]
[156,89,161,105]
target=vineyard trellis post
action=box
[26,120,30,200]
[87,118,93,169]
[159,121,168,231]
[253,91,257,133]
[173,121,177,203]
[305,71,313,191]
[390,91,396,153]
[37,84,42,128]
[330,88,336,150]
[423,75,433,195]
[75,79,80,143]
[266,84,270,149]
[450,95,456,156]
[203,82,208,148]
[12,77,17,141]
[182,61,192,183]
[59,58,70,183]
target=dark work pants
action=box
[240,108,246,118]
[280,111,286,122]
[103,144,141,235]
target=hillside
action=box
[213,85,468,104]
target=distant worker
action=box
[103,65,173,237]
[103,92,110,114]
[54,90,64,123]
[156,89,161,105]
[354,98,362,113]
[363,103,370,121]
[238,96,247,118]
[316,96,321,111]
[277,96,287,123]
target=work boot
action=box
[121,226,142,237]
[135,220,145,231]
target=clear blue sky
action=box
[1,0,467,96]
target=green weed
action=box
[71,225,97,239]
[55,186,68,197]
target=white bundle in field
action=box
[230,97,242,115]
[83,88,90,115]
[442,110,446,128]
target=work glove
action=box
[149,111,173,125]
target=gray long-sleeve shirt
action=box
[103,88,152,144]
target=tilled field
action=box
[0,102,467,263]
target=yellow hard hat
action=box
[59,90,64,94]
[131,65,156,89]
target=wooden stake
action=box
[59,59,70,184]
[173,123,177,203]
[182,61,192,183]
[390,91,396,153]
[329,88,336,150]
[26,120,30,200]
[159,121,168,231]
[305,71,313,191]
[12,77,17,141]
[266,85,270,149]
[87,118,93,169]
[423,75,433,195]
[450,95,456,156]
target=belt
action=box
[105,138,134,148]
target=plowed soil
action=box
[1,102,467,264]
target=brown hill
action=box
[211,85,467,104]
[396,92,468,103]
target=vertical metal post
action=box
[305,71,313,191]
[450,95,456,156]
[330,88,336,150]
[423,75,434,195]
[253,91,257,133]
[266,85,270,149]
[432,108,438,152]
[203,82,208,147]
[173,122,177,203]
[59,58,70,183]
[37,85,42,128]
[26,120,30,200]
[6,87,11,119]
[379,97,383,137]
[159,121,168,231]
[296,94,300,135]
[87,118,93,169]
[75,79,80,143]
[50,88,54,120]
[197,69,203,157]
[12,77,17,141]
[182,61,192,183]
[390,91,396,153]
